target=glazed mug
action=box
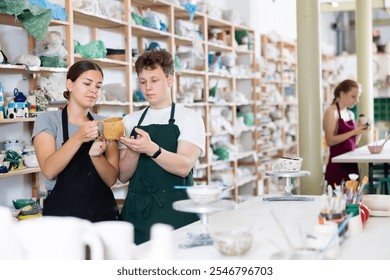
[98,117,125,140]
[14,216,104,259]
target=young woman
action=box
[323,79,370,187]
[119,49,205,244]
[33,60,119,221]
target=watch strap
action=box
[151,146,161,159]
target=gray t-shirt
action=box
[32,110,105,191]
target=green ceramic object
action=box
[346,203,360,217]
[4,150,22,170]
[213,147,229,161]
[12,199,35,209]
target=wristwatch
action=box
[151,146,162,159]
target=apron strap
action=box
[336,102,341,119]
[137,103,176,126]
[137,106,150,126]
[169,102,176,124]
[61,105,94,143]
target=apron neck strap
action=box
[61,105,94,143]
[137,103,176,126]
[168,102,176,124]
[336,102,342,119]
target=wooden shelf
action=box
[131,24,172,38]
[0,64,68,74]
[0,167,40,179]
[73,9,128,28]
[0,14,69,27]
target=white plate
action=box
[369,210,390,217]
[273,170,300,173]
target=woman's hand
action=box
[75,120,100,143]
[89,139,110,157]
[355,123,371,135]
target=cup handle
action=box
[96,121,104,140]
[82,229,105,260]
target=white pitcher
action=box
[14,216,104,260]
[94,220,135,260]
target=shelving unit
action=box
[0,0,268,203]
[0,0,71,201]
[259,34,299,194]
[321,54,337,168]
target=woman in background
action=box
[33,60,119,221]
[323,79,370,187]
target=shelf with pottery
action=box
[0,64,68,74]
[70,0,132,116]
[27,0,261,201]
[0,118,36,124]
[257,35,284,193]
[73,54,129,67]
[321,54,337,167]
[0,13,69,28]
[0,0,72,201]
[0,167,41,179]
[260,34,299,159]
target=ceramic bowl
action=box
[367,145,383,154]
[186,185,223,204]
[12,199,35,209]
[361,195,390,212]
[4,142,24,153]
[212,230,253,256]
[24,154,39,168]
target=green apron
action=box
[121,103,199,244]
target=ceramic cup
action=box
[347,214,363,236]
[93,221,135,260]
[98,117,125,140]
[14,216,104,259]
[272,157,303,172]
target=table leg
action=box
[368,163,374,194]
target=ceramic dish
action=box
[186,185,223,204]
[369,210,390,217]
[361,195,390,212]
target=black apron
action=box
[121,103,199,244]
[42,106,119,222]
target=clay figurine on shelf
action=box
[6,89,30,119]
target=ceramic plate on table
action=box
[274,170,300,173]
[369,210,390,217]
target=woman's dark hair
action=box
[332,79,360,105]
[135,49,174,77]
[63,60,104,100]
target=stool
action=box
[380,177,390,195]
